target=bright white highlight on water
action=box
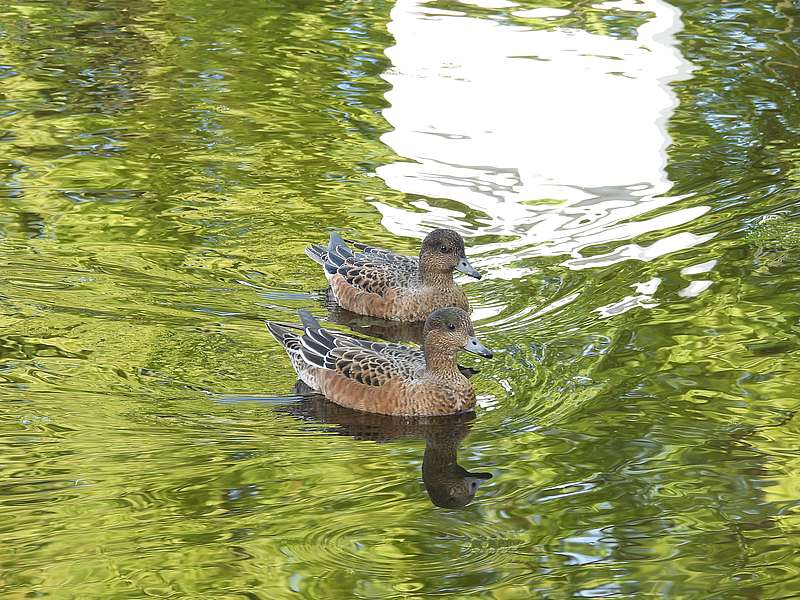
[681,259,718,275]
[374,0,704,292]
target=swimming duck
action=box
[305,229,481,322]
[266,307,493,416]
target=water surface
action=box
[1,0,799,598]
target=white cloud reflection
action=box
[374,0,703,280]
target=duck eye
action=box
[447,323,456,331]
[440,245,448,252]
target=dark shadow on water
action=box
[277,381,493,508]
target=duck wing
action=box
[344,239,408,262]
[336,255,418,295]
[329,330,475,379]
[297,311,424,386]
[306,233,419,296]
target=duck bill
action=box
[455,257,482,279]
[464,336,493,358]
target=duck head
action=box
[423,307,493,359]
[419,229,481,280]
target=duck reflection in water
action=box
[279,383,493,508]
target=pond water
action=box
[1,0,799,598]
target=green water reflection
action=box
[1,0,799,598]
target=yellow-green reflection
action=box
[1,0,799,598]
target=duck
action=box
[265,307,493,416]
[305,229,481,322]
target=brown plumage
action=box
[323,299,481,377]
[265,307,493,417]
[305,229,481,322]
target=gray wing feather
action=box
[290,312,424,385]
[306,234,420,294]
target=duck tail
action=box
[298,309,322,331]
[296,310,335,369]
[266,320,318,386]
[328,231,352,257]
[304,244,328,267]
[306,231,352,276]
[326,231,354,269]
[265,321,300,347]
